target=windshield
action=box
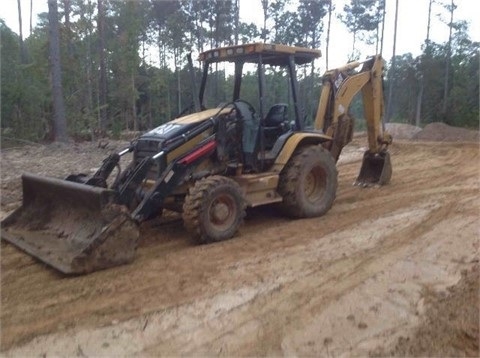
[201,61,293,119]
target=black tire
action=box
[183,176,246,244]
[278,145,338,218]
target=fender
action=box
[271,132,332,173]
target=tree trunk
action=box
[174,48,181,114]
[415,0,434,127]
[97,0,108,130]
[63,0,70,25]
[379,0,386,55]
[415,81,423,127]
[386,0,399,122]
[325,0,332,69]
[158,27,163,68]
[167,75,171,121]
[261,0,268,42]
[375,1,382,54]
[17,0,26,63]
[29,0,33,36]
[426,0,433,47]
[442,0,455,118]
[85,10,93,138]
[148,94,152,129]
[63,0,73,57]
[141,35,146,66]
[48,0,68,142]
[132,71,138,132]
[351,27,357,59]
[234,0,239,45]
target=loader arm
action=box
[314,56,392,185]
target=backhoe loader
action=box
[1,43,392,274]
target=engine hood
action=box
[140,108,230,141]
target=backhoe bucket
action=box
[355,150,392,186]
[1,173,139,274]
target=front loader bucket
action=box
[355,150,392,186]
[1,173,139,274]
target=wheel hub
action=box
[304,166,326,202]
[212,201,230,222]
[209,194,236,230]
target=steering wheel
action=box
[233,99,257,121]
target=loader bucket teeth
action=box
[1,173,139,274]
[355,150,392,186]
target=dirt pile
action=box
[0,139,130,216]
[414,122,479,142]
[372,264,479,357]
[385,123,422,140]
[385,122,479,142]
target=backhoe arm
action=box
[314,56,392,185]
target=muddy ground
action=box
[0,129,479,356]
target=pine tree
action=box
[48,0,68,142]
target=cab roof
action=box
[198,43,321,66]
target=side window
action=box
[202,62,236,108]
[263,65,290,116]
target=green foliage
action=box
[1,20,20,129]
[297,0,329,47]
[1,0,478,143]
[1,20,49,141]
[385,33,479,128]
[386,54,418,123]
[339,0,382,59]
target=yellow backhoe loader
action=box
[1,43,392,274]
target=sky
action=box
[239,0,480,68]
[2,0,479,72]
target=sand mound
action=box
[374,264,479,357]
[414,122,479,142]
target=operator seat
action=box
[263,103,289,149]
[233,100,260,171]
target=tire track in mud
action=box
[1,141,479,353]
[1,143,476,344]
[8,185,480,354]
[7,194,474,356]
[141,202,465,355]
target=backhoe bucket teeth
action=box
[1,173,139,274]
[355,150,392,186]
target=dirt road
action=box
[1,138,478,356]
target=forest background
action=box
[1,0,478,142]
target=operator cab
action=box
[197,43,321,172]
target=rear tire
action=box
[278,145,337,218]
[183,176,246,244]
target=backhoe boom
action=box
[314,55,392,185]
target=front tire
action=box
[278,145,338,218]
[183,176,246,244]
